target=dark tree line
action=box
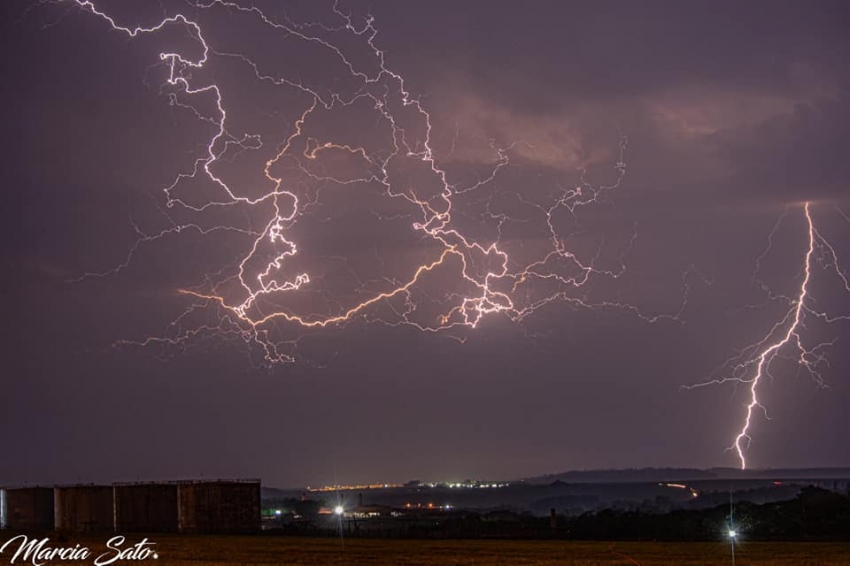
[267,487,850,541]
[532,487,850,541]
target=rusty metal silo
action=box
[113,482,179,533]
[0,487,55,531]
[177,479,260,533]
[54,485,114,532]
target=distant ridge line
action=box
[523,467,850,484]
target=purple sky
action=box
[2,0,849,488]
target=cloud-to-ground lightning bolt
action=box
[54,0,688,366]
[689,202,850,469]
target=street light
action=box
[728,528,738,566]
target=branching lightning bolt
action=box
[53,0,689,365]
[688,202,850,469]
[43,1,850,469]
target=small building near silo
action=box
[113,483,179,533]
[177,479,260,533]
[0,487,55,531]
[54,485,114,532]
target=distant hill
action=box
[260,468,850,499]
[523,467,850,484]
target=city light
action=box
[308,483,402,492]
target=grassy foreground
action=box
[133,536,850,565]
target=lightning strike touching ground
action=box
[688,203,850,469]
[56,0,686,365]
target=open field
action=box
[42,535,850,565]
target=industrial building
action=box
[0,479,261,533]
[54,485,115,532]
[177,479,261,533]
[0,487,54,531]
[113,482,179,533]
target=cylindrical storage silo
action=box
[0,487,55,531]
[54,485,114,532]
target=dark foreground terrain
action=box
[44,535,849,565]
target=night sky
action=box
[2,0,850,488]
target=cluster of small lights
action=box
[446,482,508,489]
[660,482,699,498]
[404,503,452,510]
[307,483,401,492]
[306,481,508,492]
[413,481,510,489]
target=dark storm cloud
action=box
[712,94,850,198]
[371,0,850,203]
[373,1,848,104]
